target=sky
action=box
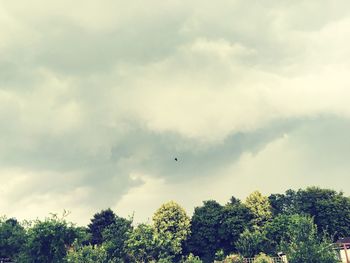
[1,0,350,225]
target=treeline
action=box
[1,187,350,263]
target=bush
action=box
[182,253,203,263]
[253,253,272,263]
[224,253,244,263]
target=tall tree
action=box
[245,191,272,227]
[186,200,223,263]
[153,201,191,259]
[88,208,116,245]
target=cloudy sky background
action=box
[1,0,350,225]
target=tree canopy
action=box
[0,186,348,263]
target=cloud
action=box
[1,0,350,224]
[115,117,350,223]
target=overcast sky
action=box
[1,0,350,225]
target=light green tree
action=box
[281,216,338,263]
[153,201,191,259]
[245,191,272,227]
[65,244,108,263]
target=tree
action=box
[219,198,254,254]
[186,200,223,263]
[88,208,117,245]
[263,214,300,254]
[153,201,191,259]
[102,215,133,262]
[296,187,350,239]
[235,229,268,258]
[280,216,339,263]
[22,216,79,263]
[268,190,298,216]
[269,187,350,239]
[125,223,158,262]
[0,217,27,261]
[245,191,272,227]
[65,244,108,263]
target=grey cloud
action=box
[1,0,350,223]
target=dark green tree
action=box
[297,187,350,239]
[219,197,254,254]
[268,189,298,216]
[270,187,350,239]
[88,208,116,245]
[186,200,223,263]
[22,216,78,263]
[0,217,27,261]
[102,215,133,262]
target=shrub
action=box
[182,253,203,263]
[253,253,272,263]
[224,253,244,263]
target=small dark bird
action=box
[174,157,178,161]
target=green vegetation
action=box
[0,187,347,262]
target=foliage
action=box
[153,201,191,258]
[65,244,108,263]
[219,198,254,254]
[1,187,349,263]
[102,215,133,262]
[0,217,27,260]
[22,216,79,263]
[125,223,158,262]
[88,208,117,245]
[263,213,305,254]
[181,253,203,263]
[235,229,268,258]
[224,253,244,263]
[269,187,350,240]
[280,216,339,263]
[297,187,350,239]
[245,191,272,227]
[214,249,225,261]
[268,190,299,216]
[253,253,272,263]
[186,200,223,263]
